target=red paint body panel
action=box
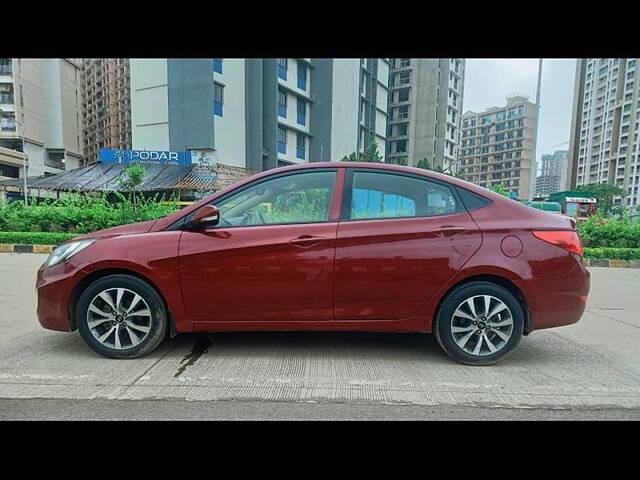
[36,162,590,337]
[179,223,337,322]
[334,212,481,320]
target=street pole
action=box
[529,58,543,201]
[18,59,28,206]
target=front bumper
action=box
[36,260,84,332]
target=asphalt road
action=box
[1,253,640,420]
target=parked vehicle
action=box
[521,201,562,214]
[36,162,590,365]
[548,191,597,221]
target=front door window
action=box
[213,170,337,227]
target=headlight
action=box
[43,239,97,268]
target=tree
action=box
[575,183,626,216]
[390,156,409,166]
[116,163,146,213]
[340,142,384,163]
[415,157,463,176]
[416,158,432,170]
[491,184,510,197]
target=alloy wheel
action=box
[86,288,153,350]
[450,295,514,356]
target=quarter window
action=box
[347,171,458,220]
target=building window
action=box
[0,113,16,132]
[296,132,306,160]
[278,58,288,80]
[277,126,287,154]
[214,83,224,117]
[45,149,66,170]
[0,83,13,104]
[278,89,287,118]
[297,61,307,90]
[213,58,223,74]
[394,140,407,153]
[297,97,306,126]
[0,163,19,178]
[0,58,11,75]
[397,71,411,86]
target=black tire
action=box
[76,274,168,359]
[434,281,524,366]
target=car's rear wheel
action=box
[76,274,168,359]
[434,281,524,366]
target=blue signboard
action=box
[509,191,518,199]
[100,149,192,165]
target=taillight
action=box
[532,230,583,256]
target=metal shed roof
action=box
[0,162,255,192]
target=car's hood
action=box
[72,220,157,242]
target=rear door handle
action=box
[289,235,327,248]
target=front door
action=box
[178,169,338,323]
[334,169,482,321]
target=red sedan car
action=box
[36,162,590,365]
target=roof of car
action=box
[268,161,502,198]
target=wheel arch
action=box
[433,274,533,336]
[69,268,177,337]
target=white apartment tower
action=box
[567,58,640,207]
[459,95,538,199]
[387,58,465,170]
[129,58,390,172]
[0,58,84,181]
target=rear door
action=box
[334,169,482,321]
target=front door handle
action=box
[289,235,327,248]
[433,226,468,237]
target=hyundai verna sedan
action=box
[36,162,590,365]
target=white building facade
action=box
[129,58,389,172]
[568,58,640,207]
[0,58,83,181]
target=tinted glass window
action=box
[348,171,457,220]
[213,171,336,227]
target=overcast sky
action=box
[463,59,577,174]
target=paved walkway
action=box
[1,253,639,414]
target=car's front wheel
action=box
[434,281,524,366]
[76,274,168,359]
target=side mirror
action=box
[189,205,220,229]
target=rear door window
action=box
[345,171,459,220]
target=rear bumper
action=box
[36,262,84,332]
[516,255,591,331]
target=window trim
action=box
[339,168,465,222]
[174,168,340,230]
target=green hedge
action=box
[578,216,640,248]
[0,193,178,234]
[0,232,79,245]
[583,247,640,260]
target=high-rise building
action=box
[0,58,84,180]
[309,58,388,163]
[81,58,131,165]
[536,150,568,196]
[567,58,640,208]
[129,58,389,171]
[458,95,538,199]
[387,58,465,170]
